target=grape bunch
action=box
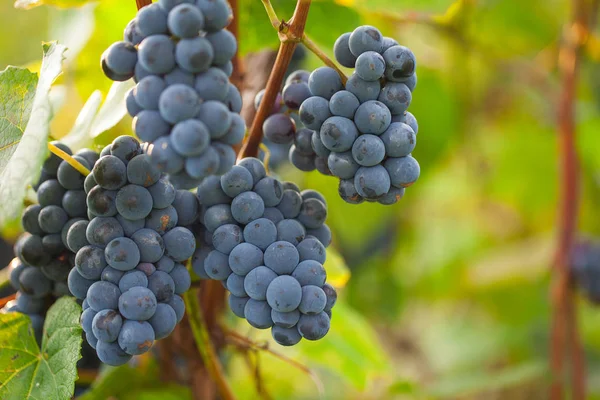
[191,157,337,345]
[254,70,324,172]
[101,0,245,189]
[1,143,100,341]
[292,25,420,205]
[68,136,197,365]
[571,239,600,304]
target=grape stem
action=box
[183,289,236,400]
[0,293,15,308]
[47,142,90,177]
[549,0,595,398]
[301,33,347,85]
[136,0,152,9]
[238,0,312,159]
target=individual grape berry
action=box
[333,32,357,67]
[228,294,249,318]
[382,45,417,81]
[354,101,391,135]
[57,155,90,190]
[297,237,326,263]
[76,245,108,280]
[352,134,386,167]
[276,219,306,246]
[226,273,246,297]
[307,224,332,248]
[289,147,315,172]
[271,309,300,329]
[297,311,330,340]
[138,34,176,74]
[119,270,149,292]
[96,339,132,366]
[133,110,171,143]
[164,67,195,86]
[206,29,237,66]
[228,243,264,276]
[19,267,52,299]
[126,88,142,117]
[150,137,185,175]
[212,224,243,254]
[348,25,383,56]
[131,228,165,263]
[272,325,302,346]
[145,206,178,234]
[118,320,155,355]
[384,156,420,188]
[87,280,121,311]
[377,186,406,205]
[263,113,296,145]
[101,41,137,80]
[276,190,302,219]
[338,179,364,204]
[297,198,327,229]
[116,184,154,220]
[137,3,168,36]
[127,154,161,188]
[118,286,157,321]
[166,294,185,323]
[186,146,221,179]
[134,76,166,111]
[147,177,176,209]
[320,116,359,153]
[68,268,95,300]
[345,73,381,103]
[159,84,203,124]
[308,67,343,100]
[168,3,205,38]
[282,81,312,109]
[171,190,199,226]
[87,186,118,217]
[175,36,214,73]
[37,180,66,207]
[116,215,144,238]
[93,156,127,190]
[266,275,302,312]
[378,82,412,116]
[204,250,232,280]
[329,90,360,119]
[354,165,391,199]
[43,141,72,174]
[220,113,246,145]
[81,307,97,333]
[355,51,385,81]
[86,217,125,248]
[243,218,277,251]
[203,204,235,232]
[264,241,300,275]
[62,190,87,218]
[22,205,43,234]
[380,123,416,157]
[92,309,123,343]
[41,234,66,256]
[105,237,141,271]
[298,285,327,314]
[158,0,194,12]
[221,165,253,198]
[244,299,273,329]
[163,227,196,261]
[38,205,68,234]
[254,177,284,207]
[292,260,326,287]
[327,151,360,179]
[404,73,417,92]
[310,130,330,158]
[244,266,277,301]
[299,96,331,131]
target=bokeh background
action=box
[2,0,600,398]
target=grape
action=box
[348,25,383,56]
[138,34,176,74]
[81,307,97,333]
[137,262,157,277]
[118,286,157,321]
[115,215,144,238]
[355,51,385,81]
[76,148,99,167]
[244,266,277,301]
[170,263,192,294]
[276,190,302,219]
[327,151,359,179]
[352,134,386,166]
[147,178,176,210]
[328,90,360,119]
[244,299,273,329]
[283,183,301,194]
[191,246,211,279]
[168,4,204,38]
[68,268,95,299]
[172,190,200,226]
[289,147,315,172]
[167,294,185,323]
[310,130,330,158]
[38,205,68,234]
[271,309,300,329]
[175,36,214,73]
[159,84,202,124]
[220,113,245,145]
[384,156,420,188]
[212,224,242,254]
[84,174,97,195]
[254,177,284,207]
[19,267,52,298]
[228,243,264,276]
[137,3,168,36]
[37,180,66,207]
[224,82,242,112]
[158,0,194,12]
[133,110,171,143]
[354,101,391,135]
[272,325,302,346]
[297,198,327,230]
[316,159,333,176]
[126,155,160,188]
[183,147,219,179]
[204,250,232,280]
[378,82,411,115]
[263,113,295,145]
[286,69,310,85]
[382,45,416,81]
[101,266,126,286]
[254,89,283,114]
[229,294,249,318]
[22,205,42,234]
[236,159,266,187]
[299,190,326,206]
[322,283,337,312]
[155,256,175,274]
[76,245,108,280]
[196,176,230,207]
[320,116,358,153]
[57,155,90,190]
[338,179,364,204]
[62,190,87,218]
[282,81,311,109]
[307,224,332,248]
[92,309,123,343]
[404,73,417,92]
[149,303,177,339]
[94,155,127,190]
[195,68,229,103]
[145,206,178,234]
[86,332,98,349]
[204,204,234,232]
[131,229,165,263]
[298,285,327,314]
[297,237,326,263]
[197,0,232,31]
[333,32,357,68]
[354,165,391,199]
[377,186,405,205]
[299,96,331,131]
[126,88,142,117]
[8,259,26,290]
[206,29,237,66]
[196,100,232,138]
[87,281,121,312]
[345,73,381,103]
[307,67,343,100]
[100,145,112,158]
[263,241,300,275]
[41,234,66,256]
[266,275,302,312]
[292,260,326,287]
[149,137,185,174]
[276,219,305,246]
[116,184,153,220]
[104,237,141,271]
[134,62,153,83]
[87,186,118,217]
[223,273,244,297]
[134,76,166,111]
[19,234,49,267]
[119,320,155,355]
[96,339,132,366]
[146,270,174,301]
[380,123,416,157]
[15,293,45,314]
[290,129,313,157]
[119,270,149,292]
[221,165,253,197]
[297,312,330,340]
[102,41,137,79]
[164,67,195,86]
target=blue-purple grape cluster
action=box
[101,0,244,189]
[1,143,100,342]
[292,25,420,205]
[571,239,600,304]
[191,157,337,345]
[68,136,197,365]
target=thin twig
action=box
[0,293,16,308]
[301,33,347,84]
[47,142,90,177]
[238,0,313,160]
[136,0,152,10]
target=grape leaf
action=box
[324,247,351,288]
[0,42,66,229]
[0,297,83,400]
[14,0,91,9]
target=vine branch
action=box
[550,0,592,398]
[47,142,90,177]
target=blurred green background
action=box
[2,0,600,398]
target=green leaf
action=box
[60,90,102,150]
[0,297,83,400]
[89,80,134,138]
[14,0,91,9]
[0,42,66,229]
[323,247,351,288]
